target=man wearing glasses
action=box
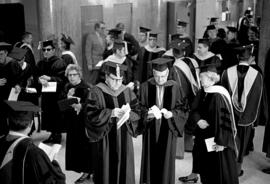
[36,40,67,144]
[85,21,106,85]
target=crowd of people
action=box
[0,8,270,184]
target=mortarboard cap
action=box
[177,20,188,27]
[42,40,55,48]
[149,33,158,38]
[61,33,75,45]
[244,9,251,15]
[139,26,151,33]
[227,26,237,33]
[199,56,222,73]
[5,101,41,122]
[198,38,210,47]
[233,44,254,55]
[0,42,12,52]
[170,39,189,51]
[171,33,183,41]
[103,61,127,79]
[148,57,173,72]
[206,25,216,30]
[113,40,125,49]
[209,17,219,23]
[108,28,122,40]
[8,47,27,61]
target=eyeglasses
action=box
[68,73,79,77]
[42,48,52,52]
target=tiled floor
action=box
[32,125,270,184]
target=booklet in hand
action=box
[58,97,79,111]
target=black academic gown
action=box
[36,56,67,132]
[63,80,97,173]
[61,54,74,66]
[191,87,239,184]
[0,59,21,136]
[0,134,65,184]
[193,52,222,75]
[139,78,188,184]
[135,46,166,83]
[221,64,267,163]
[171,57,200,134]
[85,83,140,184]
[209,37,229,70]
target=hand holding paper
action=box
[148,105,162,119]
[42,82,57,92]
[38,142,62,161]
[161,108,173,119]
[116,103,131,129]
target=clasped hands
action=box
[212,144,225,152]
[111,108,125,119]
[147,107,173,120]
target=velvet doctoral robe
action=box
[0,134,66,184]
[84,83,140,184]
[192,86,239,184]
[139,78,188,184]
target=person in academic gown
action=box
[103,29,121,60]
[139,57,188,184]
[61,64,97,183]
[135,33,166,83]
[0,42,21,136]
[84,61,141,184]
[7,47,38,106]
[191,62,239,184]
[138,26,151,48]
[225,26,240,68]
[203,17,219,39]
[221,44,268,176]
[14,32,36,73]
[99,40,134,85]
[170,39,201,153]
[36,40,67,144]
[0,101,65,184]
[59,33,78,66]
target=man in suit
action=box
[85,21,106,85]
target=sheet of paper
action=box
[117,103,131,129]
[26,87,37,93]
[205,137,215,152]
[149,105,162,119]
[42,82,57,92]
[95,60,105,67]
[38,142,62,161]
[8,88,19,101]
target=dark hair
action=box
[115,23,125,31]
[22,32,32,40]
[8,112,33,131]
[94,21,105,30]
[61,40,71,50]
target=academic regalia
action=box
[209,37,229,70]
[103,47,113,60]
[237,16,250,45]
[0,59,21,136]
[172,57,200,134]
[63,80,96,173]
[124,32,140,57]
[226,39,240,68]
[99,54,134,84]
[0,134,65,184]
[85,81,140,184]
[191,86,238,184]
[221,64,267,165]
[61,51,77,66]
[139,78,188,184]
[193,52,222,75]
[135,45,166,83]
[36,55,67,132]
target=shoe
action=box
[262,168,270,174]
[75,173,89,184]
[178,175,198,183]
[238,170,244,177]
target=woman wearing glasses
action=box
[63,64,96,183]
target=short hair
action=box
[203,71,220,84]
[65,64,82,78]
[94,21,105,30]
[8,114,32,131]
[22,32,32,40]
[115,23,125,31]
[61,40,71,50]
